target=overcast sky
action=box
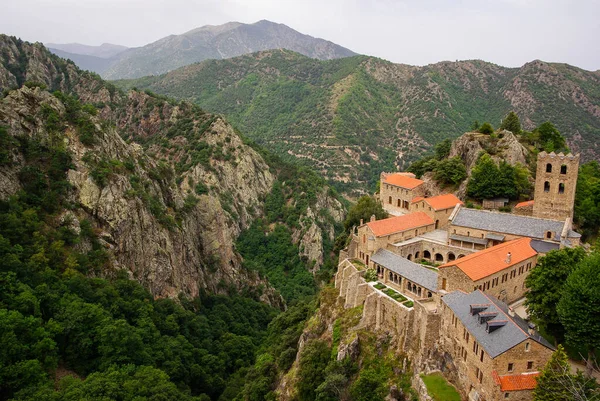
[4,0,599,70]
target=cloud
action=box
[3,0,599,70]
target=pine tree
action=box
[534,345,599,401]
[500,111,522,134]
[534,345,576,401]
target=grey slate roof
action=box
[371,249,438,292]
[452,208,565,241]
[486,233,505,241]
[443,290,554,358]
[449,233,488,245]
[530,240,560,254]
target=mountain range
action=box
[115,50,600,194]
[47,20,356,79]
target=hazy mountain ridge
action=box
[92,20,356,79]
[46,42,128,58]
[114,50,600,194]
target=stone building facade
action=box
[532,152,579,221]
[379,172,426,215]
[438,238,538,304]
[355,212,435,266]
[409,193,463,229]
[440,290,554,401]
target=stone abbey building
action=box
[336,152,580,400]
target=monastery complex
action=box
[335,152,581,401]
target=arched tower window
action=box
[546,163,553,173]
[544,181,550,193]
[558,183,565,194]
[561,165,567,174]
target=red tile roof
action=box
[496,372,540,391]
[411,196,425,203]
[439,238,537,281]
[383,173,424,189]
[515,200,535,209]
[422,194,463,211]
[366,212,434,237]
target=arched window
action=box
[467,231,470,237]
[389,271,393,280]
[448,252,456,261]
[435,253,444,262]
[424,250,431,259]
[415,251,420,259]
[561,165,567,174]
[546,231,553,239]
[546,163,552,173]
[407,254,413,260]
[458,254,465,259]
[544,181,550,193]
[428,291,432,298]
[558,183,565,194]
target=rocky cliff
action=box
[0,35,346,305]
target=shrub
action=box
[478,122,494,134]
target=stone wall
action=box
[336,258,443,375]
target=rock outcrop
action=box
[449,130,530,197]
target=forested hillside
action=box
[0,35,346,400]
[116,50,600,194]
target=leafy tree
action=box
[433,156,467,185]
[500,111,522,134]
[478,122,494,134]
[525,247,587,344]
[574,162,600,239]
[534,345,599,401]
[297,340,331,401]
[535,122,568,153]
[470,120,480,131]
[407,156,438,179]
[56,365,201,401]
[344,196,387,232]
[467,154,531,200]
[466,154,500,199]
[434,139,452,160]
[349,367,387,401]
[557,253,600,376]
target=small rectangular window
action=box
[527,361,534,370]
[508,363,514,372]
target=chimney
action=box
[360,219,364,226]
[370,214,376,222]
[508,307,515,317]
[506,252,512,264]
[528,322,536,336]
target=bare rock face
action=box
[292,188,345,270]
[337,334,360,361]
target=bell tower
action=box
[532,152,579,221]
